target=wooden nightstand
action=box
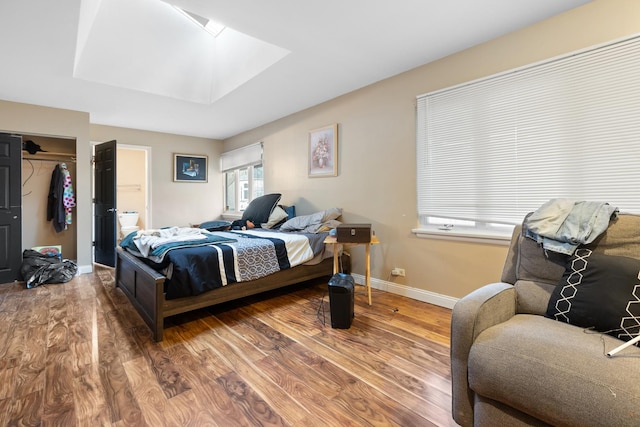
[323,235,380,305]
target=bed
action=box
[114,195,347,341]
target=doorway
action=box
[91,141,150,266]
[116,144,150,239]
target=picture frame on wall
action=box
[174,153,208,182]
[308,123,338,177]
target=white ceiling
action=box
[0,0,590,140]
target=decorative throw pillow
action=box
[241,193,282,224]
[199,220,231,231]
[545,248,640,343]
[261,206,289,229]
[280,204,296,220]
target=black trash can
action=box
[328,273,354,329]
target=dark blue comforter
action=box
[164,231,292,299]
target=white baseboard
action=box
[351,273,458,310]
[77,264,94,275]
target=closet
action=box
[21,135,77,261]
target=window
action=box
[221,143,263,213]
[172,7,226,37]
[416,35,640,237]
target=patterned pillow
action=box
[545,248,640,343]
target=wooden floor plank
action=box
[217,370,290,427]
[122,356,169,427]
[132,326,192,399]
[0,267,455,426]
[0,366,18,401]
[73,366,111,426]
[241,302,454,426]
[166,344,253,427]
[6,389,43,427]
[0,397,11,427]
[43,345,76,425]
[13,325,48,398]
[96,306,145,426]
[0,307,29,371]
[255,352,371,427]
[199,317,312,426]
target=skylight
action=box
[173,6,226,37]
[73,0,290,104]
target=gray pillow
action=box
[280,208,342,232]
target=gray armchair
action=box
[451,214,640,427]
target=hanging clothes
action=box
[47,164,66,233]
[60,163,75,225]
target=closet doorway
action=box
[21,134,77,262]
[0,132,77,283]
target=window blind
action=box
[417,35,640,225]
[220,142,262,172]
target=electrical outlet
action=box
[391,267,405,277]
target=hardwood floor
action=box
[0,267,455,426]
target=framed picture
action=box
[309,124,338,177]
[174,153,208,182]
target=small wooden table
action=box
[323,235,380,305]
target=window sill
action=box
[412,227,512,246]
[221,212,242,221]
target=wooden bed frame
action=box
[115,247,347,341]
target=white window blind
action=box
[220,142,262,172]
[417,35,640,226]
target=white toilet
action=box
[118,211,139,238]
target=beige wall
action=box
[0,103,221,272]
[2,0,638,293]
[90,125,223,229]
[224,0,640,299]
[0,101,92,268]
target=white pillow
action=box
[261,206,289,229]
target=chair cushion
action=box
[583,213,640,258]
[514,280,555,315]
[511,214,640,316]
[468,315,640,427]
[515,229,567,285]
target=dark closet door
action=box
[0,133,23,283]
[94,140,117,267]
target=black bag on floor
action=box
[328,273,355,329]
[20,249,78,289]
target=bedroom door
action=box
[0,133,22,283]
[94,140,117,267]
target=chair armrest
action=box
[450,282,516,427]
